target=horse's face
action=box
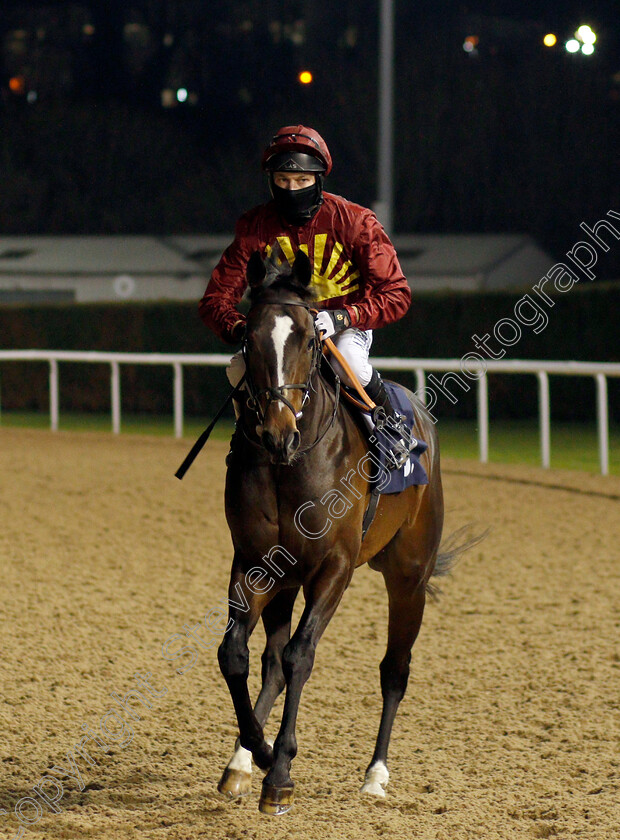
[244,250,317,465]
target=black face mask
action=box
[270,180,323,225]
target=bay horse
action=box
[217,249,451,815]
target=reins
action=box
[175,297,376,478]
[239,369,341,458]
[175,375,246,480]
[239,300,342,457]
[322,337,377,413]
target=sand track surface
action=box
[1,428,619,839]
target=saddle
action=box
[322,338,428,495]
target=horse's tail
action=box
[426,524,488,599]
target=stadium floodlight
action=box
[576,25,596,45]
[565,39,580,53]
[581,43,595,55]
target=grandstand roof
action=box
[0,233,553,303]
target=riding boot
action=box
[365,370,411,470]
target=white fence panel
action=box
[0,351,618,475]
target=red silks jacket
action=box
[199,192,411,343]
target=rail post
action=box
[477,373,489,463]
[414,369,426,404]
[173,362,183,439]
[596,373,609,476]
[110,362,121,434]
[49,359,59,431]
[537,371,550,469]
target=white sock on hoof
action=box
[360,760,389,797]
[227,740,253,774]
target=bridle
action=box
[240,299,341,456]
[242,300,320,424]
[174,296,341,479]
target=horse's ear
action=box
[292,249,312,288]
[247,251,267,288]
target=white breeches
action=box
[328,328,374,387]
[226,350,247,389]
[226,328,374,389]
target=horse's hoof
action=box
[360,780,387,797]
[360,761,389,798]
[258,781,295,815]
[217,768,252,798]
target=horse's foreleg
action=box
[254,585,300,726]
[217,569,274,775]
[218,619,274,769]
[219,586,299,798]
[361,566,427,798]
[259,561,351,815]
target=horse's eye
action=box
[307,337,315,349]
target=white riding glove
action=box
[315,309,350,340]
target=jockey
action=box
[199,125,412,469]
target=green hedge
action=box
[0,283,618,422]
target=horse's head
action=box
[242,249,319,465]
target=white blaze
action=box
[271,315,294,411]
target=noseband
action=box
[241,299,340,455]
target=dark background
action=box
[1,2,619,422]
[1,0,619,273]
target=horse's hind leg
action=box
[218,586,299,798]
[361,555,428,797]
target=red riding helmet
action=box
[261,125,333,176]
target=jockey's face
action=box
[272,172,317,191]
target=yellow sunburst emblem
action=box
[266,234,360,302]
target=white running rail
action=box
[0,350,618,475]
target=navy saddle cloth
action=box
[369,381,428,494]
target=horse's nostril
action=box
[262,429,300,462]
[262,430,278,454]
[287,430,301,454]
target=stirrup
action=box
[372,405,388,431]
[384,439,410,471]
[371,408,411,471]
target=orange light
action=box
[298,70,313,85]
[543,33,557,47]
[9,76,26,94]
[463,35,480,54]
